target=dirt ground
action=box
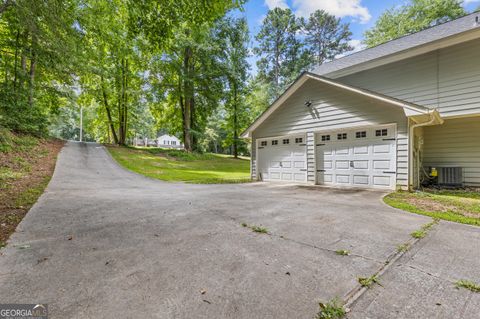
[0,136,64,247]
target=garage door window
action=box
[337,133,347,140]
[376,129,388,137]
[295,137,303,143]
[356,131,367,138]
[282,139,290,145]
[321,135,330,141]
[260,141,267,146]
[272,140,278,145]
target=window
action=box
[295,137,303,143]
[356,131,367,138]
[337,133,347,140]
[321,135,330,141]
[282,139,290,145]
[172,141,176,145]
[272,140,278,145]
[260,141,267,147]
[375,129,388,137]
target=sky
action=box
[233,0,480,75]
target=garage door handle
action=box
[350,161,354,168]
[382,138,396,141]
[300,169,307,171]
[316,143,325,146]
[317,169,325,172]
[258,147,264,149]
[383,171,396,174]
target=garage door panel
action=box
[353,160,369,169]
[373,144,391,153]
[373,175,391,186]
[293,161,305,168]
[336,147,349,155]
[258,137,307,183]
[315,125,396,189]
[373,160,391,169]
[335,160,350,169]
[336,174,350,184]
[353,175,369,185]
[353,146,369,154]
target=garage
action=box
[257,135,307,182]
[315,125,397,189]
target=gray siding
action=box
[251,78,409,187]
[423,117,480,186]
[338,39,480,118]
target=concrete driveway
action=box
[0,142,478,318]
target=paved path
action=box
[0,142,478,318]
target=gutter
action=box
[408,109,443,190]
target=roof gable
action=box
[241,72,429,138]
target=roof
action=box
[313,13,480,78]
[241,72,430,138]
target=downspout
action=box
[408,110,438,191]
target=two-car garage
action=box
[257,124,397,189]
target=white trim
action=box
[241,72,428,138]
[310,123,397,135]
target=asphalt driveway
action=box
[0,142,478,318]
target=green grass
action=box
[384,190,480,227]
[358,275,379,288]
[316,298,345,319]
[456,280,480,293]
[107,146,251,184]
[397,242,411,252]
[410,219,438,239]
[13,176,52,208]
[0,128,39,153]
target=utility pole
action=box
[79,105,83,142]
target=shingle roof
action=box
[313,12,480,76]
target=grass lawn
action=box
[106,145,251,184]
[384,189,480,226]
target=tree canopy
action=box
[364,0,466,48]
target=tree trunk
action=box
[101,76,119,144]
[28,41,36,107]
[233,83,238,158]
[13,29,19,91]
[182,44,193,152]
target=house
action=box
[242,13,480,190]
[157,134,183,149]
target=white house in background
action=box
[157,134,183,148]
[242,13,480,190]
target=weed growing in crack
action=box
[456,280,480,293]
[410,219,439,239]
[316,297,345,319]
[251,225,268,234]
[397,243,410,252]
[358,275,379,288]
[335,250,350,256]
[241,223,268,234]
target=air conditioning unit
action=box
[437,166,463,186]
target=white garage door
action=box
[257,135,307,182]
[315,125,397,189]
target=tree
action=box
[301,10,353,66]
[128,0,243,151]
[254,8,306,101]
[215,17,250,158]
[364,0,466,48]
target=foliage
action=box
[358,275,379,287]
[254,8,307,100]
[301,10,353,65]
[364,0,466,47]
[456,280,480,293]
[107,145,250,184]
[316,298,345,319]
